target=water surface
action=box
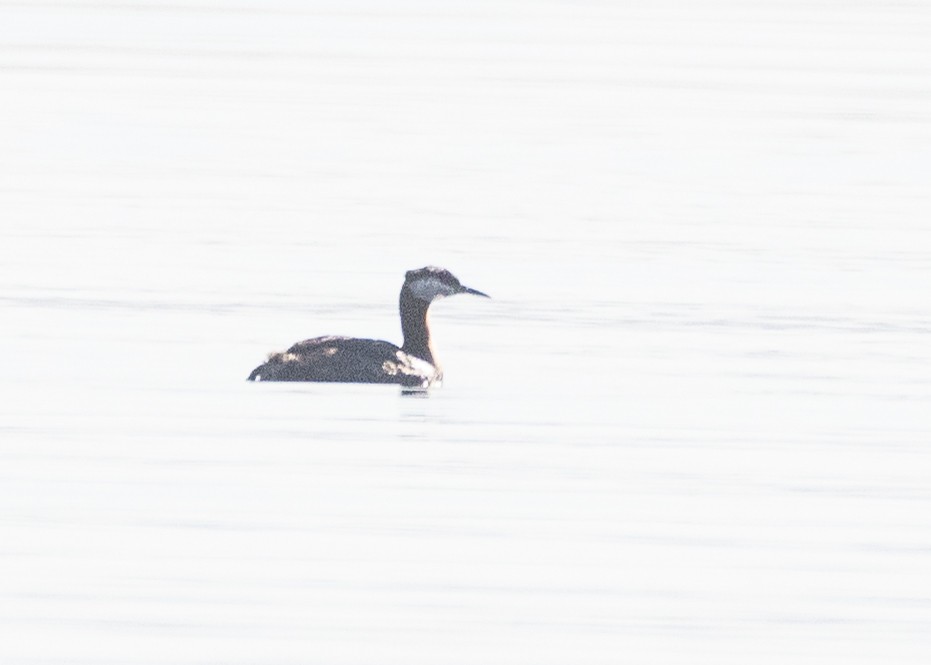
[2,1,931,663]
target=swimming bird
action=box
[247,266,489,387]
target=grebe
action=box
[247,266,489,387]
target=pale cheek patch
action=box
[408,276,457,301]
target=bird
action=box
[247,266,489,387]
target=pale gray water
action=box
[2,1,931,663]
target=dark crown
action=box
[404,266,461,287]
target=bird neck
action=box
[399,289,437,366]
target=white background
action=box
[2,1,931,663]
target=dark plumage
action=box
[247,266,489,387]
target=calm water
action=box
[2,1,931,663]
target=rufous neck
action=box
[399,289,436,365]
